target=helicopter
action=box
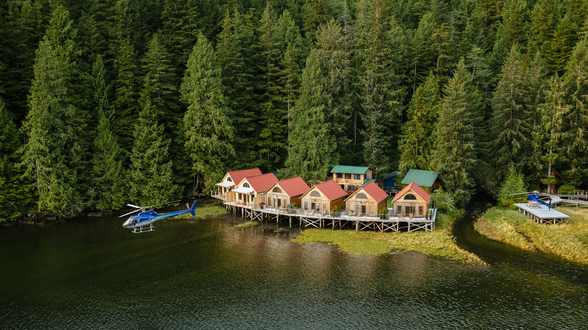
[510,191,552,210]
[121,200,198,233]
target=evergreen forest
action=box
[2,0,588,220]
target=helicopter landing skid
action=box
[133,224,155,233]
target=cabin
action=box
[392,182,431,217]
[264,177,310,210]
[400,169,440,193]
[345,181,389,217]
[228,173,278,207]
[383,171,399,193]
[300,180,347,214]
[331,165,373,194]
[214,168,262,200]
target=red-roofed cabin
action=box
[344,181,388,217]
[391,182,431,217]
[228,173,278,207]
[300,180,347,214]
[265,177,310,210]
[214,168,262,200]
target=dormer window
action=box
[356,193,367,199]
[227,177,233,182]
[404,193,416,200]
[243,183,250,188]
[310,191,321,197]
[272,187,282,193]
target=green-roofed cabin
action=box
[400,169,441,193]
[330,165,373,195]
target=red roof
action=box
[245,173,278,193]
[392,182,431,203]
[276,177,309,197]
[228,168,262,186]
[312,180,348,201]
[358,181,388,202]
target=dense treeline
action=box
[1,0,588,219]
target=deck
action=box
[514,203,570,224]
[214,195,437,232]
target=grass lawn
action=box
[292,210,485,264]
[176,205,228,219]
[475,206,588,264]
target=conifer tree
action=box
[316,20,352,158]
[301,0,330,41]
[90,56,126,210]
[181,32,235,193]
[430,60,477,207]
[528,0,557,69]
[563,39,588,170]
[141,32,179,132]
[0,100,33,221]
[355,0,405,172]
[283,50,336,182]
[407,12,437,94]
[398,73,440,173]
[539,75,570,193]
[257,4,286,172]
[490,46,532,173]
[22,6,89,216]
[114,36,140,145]
[128,95,178,206]
[216,8,260,169]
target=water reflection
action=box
[1,211,588,329]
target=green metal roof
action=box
[401,169,438,187]
[362,179,376,186]
[383,171,399,180]
[330,165,370,174]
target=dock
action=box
[514,203,570,224]
[218,198,437,232]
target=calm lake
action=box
[1,200,587,329]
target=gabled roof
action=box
[228,168,262,186]
[384,171,400,180]
[392,182,431,203]
[330,165,370,174]
[400,169,438,187]
[244,173,278,193]
[272,177,309,197]
[347,181,388,203]
[306,180,347,201]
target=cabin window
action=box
[349,186,355,191]
[304,202,308,210]
[277,199,282,207]
[340,184,345,190]
[337,173,343,178]
[227,177,233,182]
[345,174,351,179]
[356,193,367,199]
[354,174,361,180]
[406,206,415,215]
[397,206,402,214]
[310,191,321,197]
[272,187,282,193]
[243,182,250,188]
[404,193,416,200]
[419,206,423,215]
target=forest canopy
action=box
[1,0,588,219]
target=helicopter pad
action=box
[514,203,570,225]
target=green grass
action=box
[475,206,588,264]
[292,210,485,264]
[231,221,260,229]
[176,205,228,219]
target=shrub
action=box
[498,166,527,209]
[430,188,457,214]
[559,184,575,194]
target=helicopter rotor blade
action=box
[145,200,182,209]
[126,204,142,209]
[119,208,143,218]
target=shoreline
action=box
[475,206,588,265]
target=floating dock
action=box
[514,203,570,224]
[217,199,437,232]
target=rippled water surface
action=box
[1,203,588,329]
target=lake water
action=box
[1,201,587,329]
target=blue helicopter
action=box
[510,191,552,210]
[121,200,198,233]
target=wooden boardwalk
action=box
[218,198,437,232]
[514,203,570,224]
